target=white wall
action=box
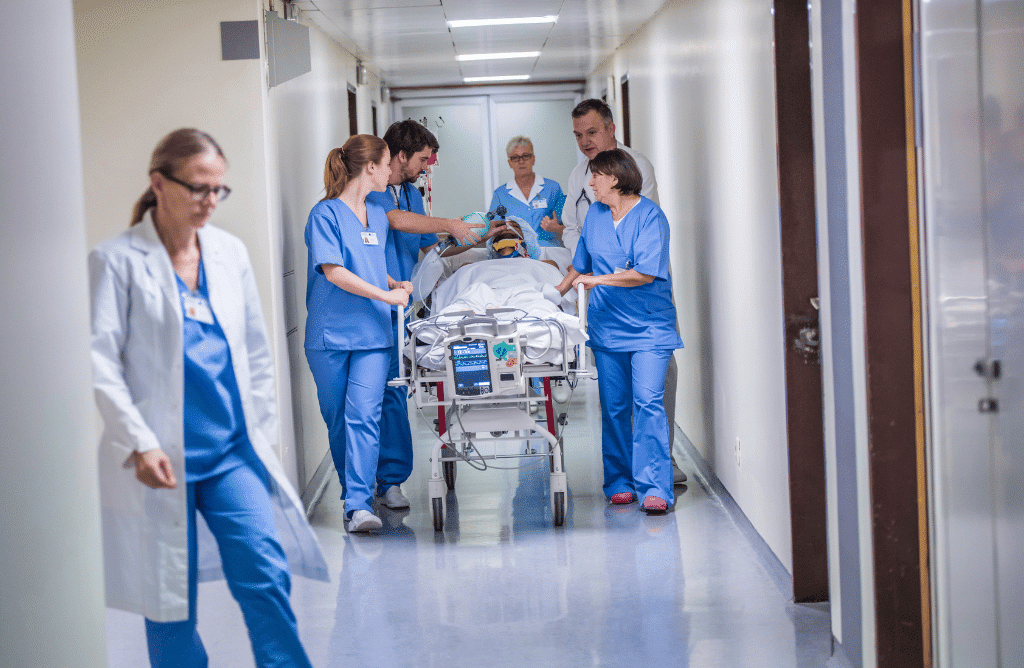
[74,0,301,476]
[1,2,107,665]
[589,0,794,572]
[266,7,384,489]
[74,1,382,496]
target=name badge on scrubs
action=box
[531,198,548,209]
[182,293,215,324]
[360,230,379,245]
[613,260,633,274]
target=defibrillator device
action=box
[443,315,524,398]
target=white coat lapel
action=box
[198,228,235,340]
[132,215,183,326]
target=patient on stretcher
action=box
[406,215,586,369]
[487,220,560,270]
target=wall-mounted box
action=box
[266,11,310,87]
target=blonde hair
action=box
[131,128,224,225]
[322,134,388,201]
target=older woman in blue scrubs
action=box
[489,135,565,247]
[556,149,683,513]
[304,135,413,533]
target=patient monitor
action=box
[443,316,524,397]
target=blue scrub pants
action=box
[376,311,414,494]
[306,347,389,517]
[144,462,311,668]
[592,348,675,505]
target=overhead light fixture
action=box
[448,16,557,28]
[463,75,531,83]
[456,51,540,62]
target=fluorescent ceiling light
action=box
[456,51,540,62]
[448,16,557,28]
[463,75,531,83]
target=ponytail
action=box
[320,135,388,201]
[322,147,350,201]
[130,187,158,225]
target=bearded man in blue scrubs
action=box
[366,120,484,509]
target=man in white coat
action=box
[544,99,686,485]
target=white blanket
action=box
[409,258,587,369]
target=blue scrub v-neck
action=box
[176,260,252,481]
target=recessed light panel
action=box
[456,51,541,62]
[448,16,557,29]
[463,75,531,82]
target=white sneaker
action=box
[381,486,410,509]
[346,509,382,533]
[672,459,688,484]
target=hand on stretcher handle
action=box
[575,283,589,377]
[389,302,409,387]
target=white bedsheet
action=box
[408,258,587,369]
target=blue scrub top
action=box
[176,261,254,482]
[489,178,564,247]
[304,198,392,350]
[367,183,436,283]
[573,197,684,352]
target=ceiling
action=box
[290,0,671,88]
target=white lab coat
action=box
[560,141,660,255]
[90,212,328,622]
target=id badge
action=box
[361,230,379,245]
[532,198,548,209]
[182,293,215,324]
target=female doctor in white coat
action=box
[556,148,683,513]
[90,128,327,668]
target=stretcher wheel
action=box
[443,460,456,490]
[432,497,444,531]
[553,491,565,527]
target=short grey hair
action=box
[505,135,533,158]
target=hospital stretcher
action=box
[389,284,591,531]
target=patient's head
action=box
[491,220,528,258]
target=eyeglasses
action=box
[508,153,534,163]
[159,171,232,202]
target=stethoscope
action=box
[389,183,412,211]
[575,163,593,219]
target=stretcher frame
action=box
[390,284,590,530]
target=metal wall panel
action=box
[920,0,1024,665]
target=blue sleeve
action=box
[419,233,437,250]
[306,203,347,274]
[630,200,671,280]
[366,189,396,214]
[545,180,564,217]
[489,189,501,215]
[572,209,594,274]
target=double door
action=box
[920,1,1023,665]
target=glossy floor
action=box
[106,378,837,667]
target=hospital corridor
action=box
[2,1,1022,668]
[105,383,833,667]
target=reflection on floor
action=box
[106,377,838,667]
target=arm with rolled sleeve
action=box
[89,248,161,456]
